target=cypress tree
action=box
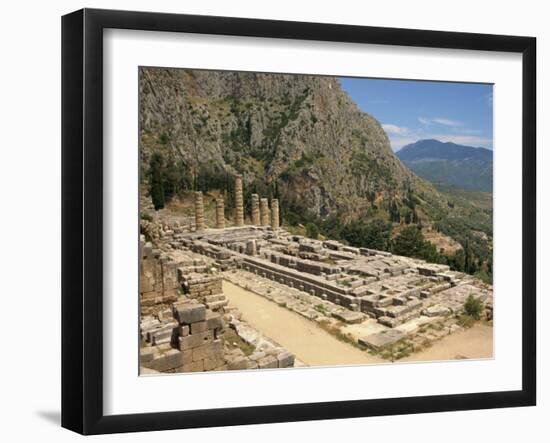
[149,153,165,210]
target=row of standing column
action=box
[194,175,280,231]
[235,174,279,229]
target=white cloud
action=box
[418,116,463,127]
[382,123,409,135]
[432,117,463,127]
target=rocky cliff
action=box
[139,67,442,221]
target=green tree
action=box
[391,225,443,262]
[391,225,427,257]
[305,222,320,239]
[320,213,344,240]
[341,219,392,251]
[464,239,471,273]
[447,249,465,272]
[148,153,165,210]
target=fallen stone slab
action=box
[257,355,278,369]
[377,316,400,328]
[358,329,407,351]
[277,351,295,368]
[422,305,452,317]
[332,310,364,324]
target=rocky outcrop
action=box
[139,68,441,219]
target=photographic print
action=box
[138,67,494,375]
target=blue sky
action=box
[339,77,493,151]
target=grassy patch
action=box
[314,304,329,315]
[318,320,361,349]
[224,329,256,356]
[457,314,476,329]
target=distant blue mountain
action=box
[396,139,493,192]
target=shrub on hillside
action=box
[463,294,484,320]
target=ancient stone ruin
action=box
[140,175,493,372]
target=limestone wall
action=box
[140,235,180,315]
[140,300,226,372]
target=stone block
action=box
[206,299,228,311]
[227,357,248,370]
[151,330,172,345]
[205,311,224,331]
[157,308,173,322]
[190,321,207,334]
[258,355,278,369]
[179,325,190,337]
[181,360,204,373]
[332,310,364,324]
[147,349,184,372]
[377,316,400,328]
[246,360,259,369]
[204,357,226,371]
[162,261,179,290]
[174,302,206,325]
[178,330,213,350]
[358,329,406,351]
[182,349,193,364]
[423,305,451,317]
[192,340,224,362]
[277,351,295,368]
[140,347,155,363]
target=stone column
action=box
[271,199,280,229]
[251,194,260,225]
[260,198,270,226]
[215,197,225,229]
[234,175,244,227]
[194,191,205,232]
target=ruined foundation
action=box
[141,182,492,370]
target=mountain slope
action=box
[139,67,446,221]
[396,139,493,192]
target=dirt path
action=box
[223,280,384,367]
[402,323,493,362]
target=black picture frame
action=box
[61,8,537,435]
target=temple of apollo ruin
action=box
[139,175,493,374]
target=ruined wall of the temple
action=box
[140,301,226,372]
[140,235,180,315]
